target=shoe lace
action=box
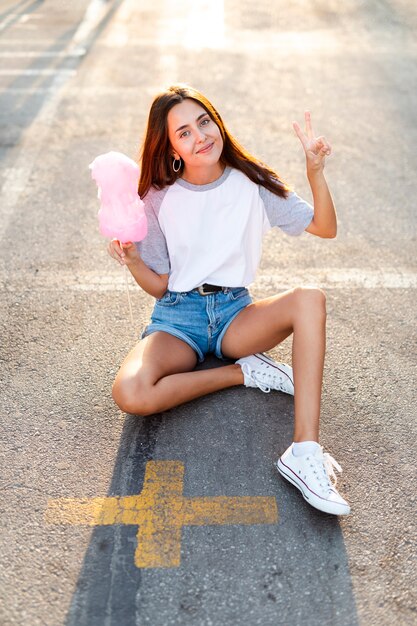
[323,452,343,487]
[241,363,271,393]
[307,451,343,492]
[242,363,288,393]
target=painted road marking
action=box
[0,69,77,75]
[256,269,417,289]
[45,460,278,568]
[1,269,415,292]
[0,8,34,34]
[0,50,86,57]
[0,0,121,243]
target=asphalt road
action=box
[1,1,416,625]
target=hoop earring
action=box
[172,157,182,173]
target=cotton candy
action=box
[89,151,147,244]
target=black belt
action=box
[194,283,225,296]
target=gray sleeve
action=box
[259,186,314,236]
[135,187,170,274]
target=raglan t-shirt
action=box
[136,166,314,292]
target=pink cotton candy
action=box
[89,151,147,244]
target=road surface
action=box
[1,1,416,625]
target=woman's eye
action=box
[179,119,210,138]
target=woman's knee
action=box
[112,376,154,416]
[291,286,327,319]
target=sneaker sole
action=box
[275,459,351,516]
[254,353,294,396]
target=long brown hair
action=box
[138,84,289,199]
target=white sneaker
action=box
[276,444,351,515]
[236,353,294,395]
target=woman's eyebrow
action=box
[175,113,208,133]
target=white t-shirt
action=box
[136,166,314,292]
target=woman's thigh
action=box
[113,330,198,393]
[221,287,323,359]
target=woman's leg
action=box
[112,331,244,416]
[113,287,325,428]
[221,286,326,443]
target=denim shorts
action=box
[141,287,252,362]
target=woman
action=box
[108,84,350,516]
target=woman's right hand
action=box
[107,239,141,267]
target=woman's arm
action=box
[107,240,168,299]
[293,111,337,239]
[127,257,168,298]
[304,171,337,238]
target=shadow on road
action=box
[63,356,359,626]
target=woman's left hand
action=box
[293,111,331,176]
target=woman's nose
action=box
[195,128,206,142]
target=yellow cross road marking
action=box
[45,460,278,568]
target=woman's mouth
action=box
[197,142,214,154]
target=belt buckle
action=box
[198,285,212,296]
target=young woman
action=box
[108,84,350,516]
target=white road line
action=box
[0,32,341,52]
[0,0,117,243]
[0,40,65,44]
[1,269,416,293]
[1,86,131,94]
[0,13,44,19]
[1,86,177,95]
[255,270,417,290]
[0,8,32,33]
[8,23,38,29]
[0,50,86,57]
[0,69,77,75]
[71,0,111,46]
[0,39,62,45]
[2,88,73,94]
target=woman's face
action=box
[167,99,224,180]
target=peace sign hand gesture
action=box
[293,111,331,176]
